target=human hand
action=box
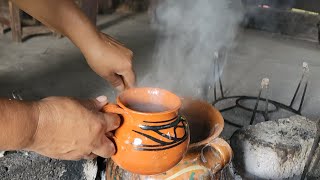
[26,96,120,160]
[82,32,135,91]
[9,0,135,91]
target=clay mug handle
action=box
[200,138,233,173]
[102,103,126,115]
[102,103,126,134]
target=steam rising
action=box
[139,0,243,100]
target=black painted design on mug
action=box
[143,116,177,124]
[132,115,189,151]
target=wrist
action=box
[68,26,101,52]
[73,31,112,69]
[20,101,41,150]
[0,100,41,151]
[63,12,101,56]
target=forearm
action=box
[11,0,101,53]
[11,0,135,91]
[0,99,39,150]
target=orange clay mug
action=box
[102,87,190,175]
[105,99,233,180]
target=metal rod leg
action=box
[250,78,269,125]
[250,89,262,125]
[298,81,308,114]
[291,62,309,108]
[217,57,224,98]
[213,58,217,101]
[290,73,304,107]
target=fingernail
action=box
[96,96,107,103]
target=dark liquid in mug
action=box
[126,103,169,113]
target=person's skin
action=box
[0,96,120,160]
[0,0,136,160]
[12,0,135,91]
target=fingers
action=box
[106,70,135,91]
[105,73,125,91]
[99,33,135,91]
[118,69,136,90]
[92,136,116,158]
[91,111,120,159]
[57,151,97,160]
[83,153,98,160]
[102,113,121,132]
[79,96,108,111]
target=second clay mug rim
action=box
[180,98,224,149]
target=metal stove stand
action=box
[211,48,319,179]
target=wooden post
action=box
[106,0,113,9]
[81,0,98,25]
[8,1,21,42]
[98,0,113,13]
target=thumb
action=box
[105,73,125,91]
[80,96,108,111]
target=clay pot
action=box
[105,98,233,179]
[102,87,190,175]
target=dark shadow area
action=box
[1,27,10,34]
[95,157,106,180]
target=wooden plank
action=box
[8,1,21,42]
[22,25,52,38]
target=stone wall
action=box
[243,7,320,43]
